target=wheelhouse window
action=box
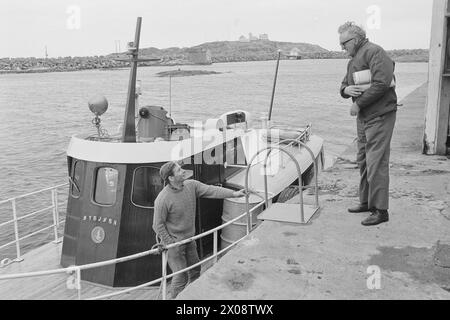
[94,167,118,206]
[225,138,246,166]
[224,138,246,179]
[70,161,84,198]
[132,166,164,208]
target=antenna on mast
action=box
[120,17,162,143]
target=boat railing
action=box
[249,124,312,170]
[245,141,319,225]
[0,183,68,267]
[0,186,268,300]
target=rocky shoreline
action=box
[0,40,429,75]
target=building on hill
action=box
[186,48,212,65]
[248,33,258,41]
[287,47,302,60]
[239,33,269,42]
[239,35,250,42]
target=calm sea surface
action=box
[0,59,428,257]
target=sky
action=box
[0,0,433,58]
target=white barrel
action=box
[220,193,263,250]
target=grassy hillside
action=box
[137,41,428,63]
[137,40,329,63]
[193,40,328,62]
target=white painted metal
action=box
[258,203,319,224]
[76,267,82,300]
[66,128,244,163]
[161,250,168,300]
[11,200,23,263]
[213,231,218,264]
[0,184,67,262]
[424,0,450,155]
[244,140,320,226]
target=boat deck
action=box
[0,241,159,300]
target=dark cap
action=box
[160,161,179,183]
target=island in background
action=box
[0,40,429,74]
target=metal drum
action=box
[220,193,264,250]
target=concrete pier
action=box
[179,83,450,300]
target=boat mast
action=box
[268,50,281,122]
[122,17,142,143]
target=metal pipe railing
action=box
[0,183,68,204]
[13,206,54,223]
[0,184,68,265]
[11,199,23,262]
[16,225,56,243]
[244,140,319,225]
[88,231,246,300]
[0,197,266,300]
[51,189,62,244]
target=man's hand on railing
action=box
[151,243,167,255]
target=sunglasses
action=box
[340,38,355,47]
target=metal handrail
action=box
[244,140,319,226]
[89,231,247,300]
[0,202,262,278]
[0,189,266,300]
[0,183,68,204]
[0,183,68,264]
[12,205,54,223]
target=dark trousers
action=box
[356,111,396,211]
[167,241,201,298]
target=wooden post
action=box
[423,0,450,155]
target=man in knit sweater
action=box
[153,161,245,298]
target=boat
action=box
[0,17,324,300]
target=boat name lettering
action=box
[82,215,117,226]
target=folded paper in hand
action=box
[353,69,396,91]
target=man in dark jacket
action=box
[338,21,397,226]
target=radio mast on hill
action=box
[115,40,121,54]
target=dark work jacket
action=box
[340,39,397,122]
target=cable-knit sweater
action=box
[153,180,235,245]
